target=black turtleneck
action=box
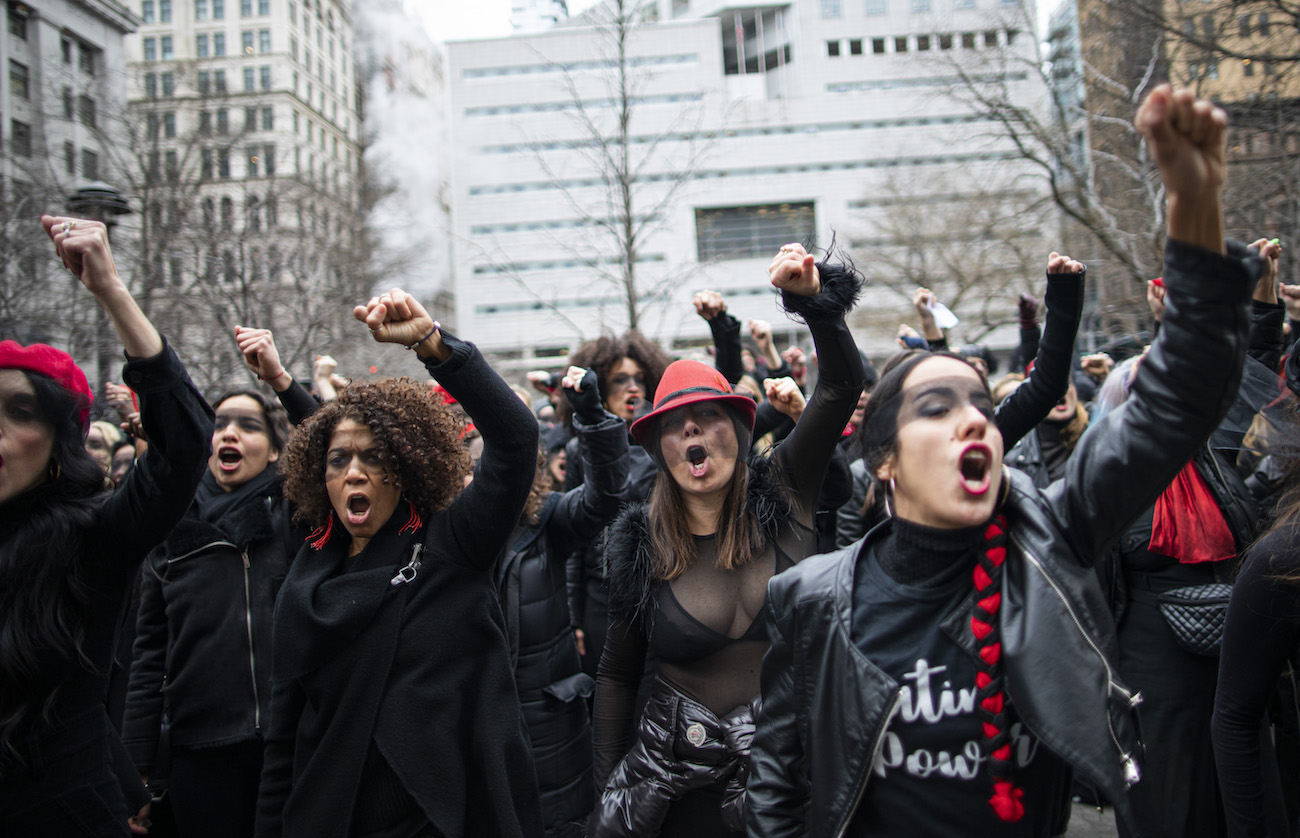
[874,516,984,588]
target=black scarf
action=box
[194,463,280,525]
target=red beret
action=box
[0,341,93,432]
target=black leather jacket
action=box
[747,239,1260,838]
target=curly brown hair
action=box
[280,378,472,528]
[555,330,675,425]
[520,447,555,525]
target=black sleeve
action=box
[592,617,649,790]
[427,334,540,573]
[255,678,307,837]
[994,271,1085,450]
[275,379,319,426]
[121,556,168,773]
[1212,533,1300,838]
[772,266,866,522]
[88,341,214,575]
[544,410,631,559]
[1016,319,1041,375]
[1247,300,1286,373]
[709,313,744,386]
[754,400,795,443]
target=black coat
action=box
[498,408,630,837]
[122,480,296,771]
[747,239,1261,837]
[254,336,543,838]
[0,343,213,833]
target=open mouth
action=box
[959,445,992,495]
[346,494,372,525]
[686,444,708,477]
[217,447,243,471]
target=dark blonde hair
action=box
[280,378,471,527]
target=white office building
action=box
[447,0,1052,367]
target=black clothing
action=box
[254,336,543,838]
[708,312,744,386]
[123,468,296,772]
[594,271,866,835]
[499,407,630,837]
[1212,522,1300,838]
[747,239,1261,837]
[0,342,213,834]
[170,739,264,838]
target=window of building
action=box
[258,0,268,13]
[213,0,224,18]
[1243,58,1254,76]
[148,150,162,182]
[9,61,27,99]
[821,0,841,17]
[247,148,260,177]
[164,111,176,137]
[241,0,251,14]
[78,95,96,127]
[169,255,183,286]
[162,71,174,95]
[954,0,974,7]
[82,149,98,179]
[244,66,255,90]
[145,72,158,97]
[695,203,816,262]
[223,250,236,283]
[160,0,171,21]
[263,143,275,174]
[259,29,270,52]
[1202,15,1215,37]
[214,69,226,91]
[1207,58,1219,79]
[62,36,73,62]
[142,0,155,22]
[290,35,298,60]
[218,148,231,179]
[144,37,157,61]
[60,86,73,118]
[161,36,173,59]
[216,107,228,133]
[214,32,226,55]
[865,0,886,13]
[1006,27,1018,44]
[10,120,30,157]
[917,34,931,50]
[961,31,976,48]
[245,104,257,128]
[1238,14,1250,37]
[261,105,273,129]
[197,70,210,94]
[242,30,254,53]
[827,40,841,56]
[895,36,909,51]
[911,0,930,10]
[872,37,886,53]
[940,33,953,48]
[197,33,209,57]
[64,141,76,173]
[8,2,27,38]
[1258,13,1270,36]
[983,29,998,46]
[304,48,312,71]
[288,0,295,23]
[147,112,160,138]
[849,38,863,54]
[195,0,207,19]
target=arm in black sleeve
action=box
[274,378,319,426]
[709,312,744,386]
[1212,534,1300,838]
[121,556,168,773]
[592,617,649,790]
[1247,300,1286,373]
[994,271,1085,450]
[429,333,540,572]
[92,340,215,572]
[546,409,631,559]
[772,265,866,521]
[255,677,307,837]
[1016,319,1041,374]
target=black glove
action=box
[1017,293,1040,327]
[564,368,606,424]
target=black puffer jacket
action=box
[747,239,1260,837]
[122,481,296,771]
[498,408,630,837]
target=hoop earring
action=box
[996,465,1010,509]
[883,476,896,518]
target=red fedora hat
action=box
[629,359,756,445]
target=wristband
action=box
[407,325,439,350]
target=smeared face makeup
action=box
[657,401,739,498]
[209,395,279,492]
[0,369,55,506]
[603,357,646,422]
[876,357,1004,529]
[324,418,403,554]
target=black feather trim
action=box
[780,260,864,324]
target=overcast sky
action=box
[413,0,1052,47]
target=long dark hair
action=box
[0,372,108,767]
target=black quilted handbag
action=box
[1156,583,1233,656]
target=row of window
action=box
[465,92,703,118]
[63,141,98,179]
[820,0,1015,17]
[195,29,271,57]
[827,28,1006,56]
[197,144,275,179]
[7,7,100,74]
[191,0,270,22]
[1182,12,1276,39]
[1188,57,1280,80]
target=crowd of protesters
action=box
[4,84,1300,838]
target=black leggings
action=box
[170,740,263,838]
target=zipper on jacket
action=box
[834,689,902,838]
[390,543,424,586]
[1008,531,1139,783]
[240,548,261,732]
[168,540,239,563]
